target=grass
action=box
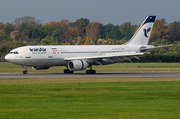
[0,78,180,119]
[0,62,180,73]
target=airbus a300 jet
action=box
[5,16,170,74]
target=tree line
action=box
[0,16,180,62]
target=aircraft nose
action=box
[5,54,15,63]
[5,54,10,62]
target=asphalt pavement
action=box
[0,71,180,79]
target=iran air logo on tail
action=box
[144,27,151,38]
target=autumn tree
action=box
[21,29,29,41]
[101,24,122,40]
[70,18,90,37]
[154,19,169,40]
[14,16,41,26]
[13,17,21,27]
[107,38,114,44]
[149,19,170,45]
[168,21,180,42]
[77,37,82,44]
[31,27,40,38]
[0,22,3,29]
[36,24,57,40]
[0,29,7,41]
[84,36,90,45]
[56,19,69,41]
[39,36,51,45]
[86,22,102,39]
[43,21,57,28]
[63,41,70,45]
[113,29,122,40]
[119,22,137,41]
[18,22,35,39]
[42,25,57,36]
[3,23,14,35]
[115,40,121,45]
[64,27,80,41]
[51,30,62,43]
[10,31,19,41]
[101,23,114,39]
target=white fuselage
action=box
[5,45,142,67]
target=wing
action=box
[64,52,144,65]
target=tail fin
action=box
[124,16,156,45]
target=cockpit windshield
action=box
[9,51,19,54]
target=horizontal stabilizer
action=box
[140,45,172,52]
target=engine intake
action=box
[68,60,89,71]
[32,66,50,70]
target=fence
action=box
[0,57,6,62]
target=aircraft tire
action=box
[23,70,28,74]
[86,70,96,74]
[64,69,73,74]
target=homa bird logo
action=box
[143,27,151,38]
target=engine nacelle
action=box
[68,60,89,71]
[32,66,50,70]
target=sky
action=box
[0,0,180,25]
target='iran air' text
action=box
[29,48,47,54]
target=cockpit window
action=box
[9,51,19,54]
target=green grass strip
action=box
[0,78,180,119]
[0,62,180,73]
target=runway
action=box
[0,71,180,79]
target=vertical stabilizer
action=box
[124,16,156,45]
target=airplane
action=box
[5,16,171,74]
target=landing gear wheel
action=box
[64,69,74,74]
[86,70,96,74]
[23,70,28,74]
[22,66,28,74]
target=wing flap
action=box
[64,52,144,61]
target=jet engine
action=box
[68,60,89,71]
[32,66,50,70]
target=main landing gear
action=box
[64,69,74,74]
[63,66,96,74]
[86,70,96,74]
[86,66,96,74]
[22,66,28,74]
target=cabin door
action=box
[26,48,31,58]
[25,47,31,65]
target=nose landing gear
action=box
[22,66,28,74]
